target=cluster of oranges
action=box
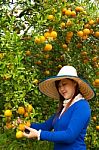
[34,30,57,52]
[4,104,33,139]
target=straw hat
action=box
[39,66,95,100]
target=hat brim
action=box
[39,75,95,100]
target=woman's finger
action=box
[23,132,30,138]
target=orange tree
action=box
[0,0,99,149]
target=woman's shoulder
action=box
[74,99,91,110]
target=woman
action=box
[23,66,95,150]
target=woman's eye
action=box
[63,83,67,86]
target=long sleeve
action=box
[30,114,55,131]
[40,100,91,144]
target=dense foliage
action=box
[0,0,99,149]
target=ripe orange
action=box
[40,36,46,43]
[18,107,25,115]
[84,24,91,29]
[57,65,62,69]
[77,31,84,37]
[75,6,84,12]
[92,116,96,121]
[25,50,31,56]
[34,37,40,44]
[25,120,31,127]
[96,126,99,131]
[81,51,87,56]
[62,8,67,15]
[44,32,51,39]
[6,122,12,129]
[16,131,23,139]
[26,104,33,112]
[32,79,39,84]
[47,15,54,20]
[50,31,57,39]
[66,20,72,26]
[24,112,29,117]
[18,124,25,131]
[44,70,50,75]
[35,60,42,65]
[94,31,99,37]
[65,10,72,16]
[60,22,65,29]
[92,56,98,62]
[67,32,73,38]
[44,44,52,51]
[4,110,12,117]
[82,35,88,40]
[83,29,90,35]
[89,19,95,25]
[94,79,99,85]
[62,44,67,49]
[71,11,76,17]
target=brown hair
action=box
[53,79,80,123]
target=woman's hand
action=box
[23,126,39,139]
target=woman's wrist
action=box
[37,129,41,140]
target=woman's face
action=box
[58,78,77,100]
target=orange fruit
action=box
[62,8,67,15]
[75,6,84,12]
[94,79,99,85]
[50,31,57,39]
[40,36,46,43]
[65,10,72,16]
[18,124,25,131]
[35,60,42,65]
[47,15,54,20]
[25,50,31,56]
[92,116,96,121]
[25,120,31,127]
[81,51,87,56]
[83,29,90,35]
[33,79,39,84]
[67,32,73,37]
[44,32,51,39]
[44,70,50,75]
[71,11,76,17]
[84,24,91,29]
[76,43,82,48]
[26,104,33,112]
[66,20,72,26]
[44,44,52,51]
[94,31,99,37]
[24,112,29,117]
[16,131,23,139]
[60,22,65,29]
[96,126,99,131]
[92,56,98,62]
[77,31,84,37]
[34,37,40,44]
[18,107,25,115]
[62,44,67,49]
[57,65,62,69]
[4,110,12,117]
[6,122,12,129]
[82,35,88,40]
[89,20,95,25]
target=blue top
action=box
[31,99,91,150]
